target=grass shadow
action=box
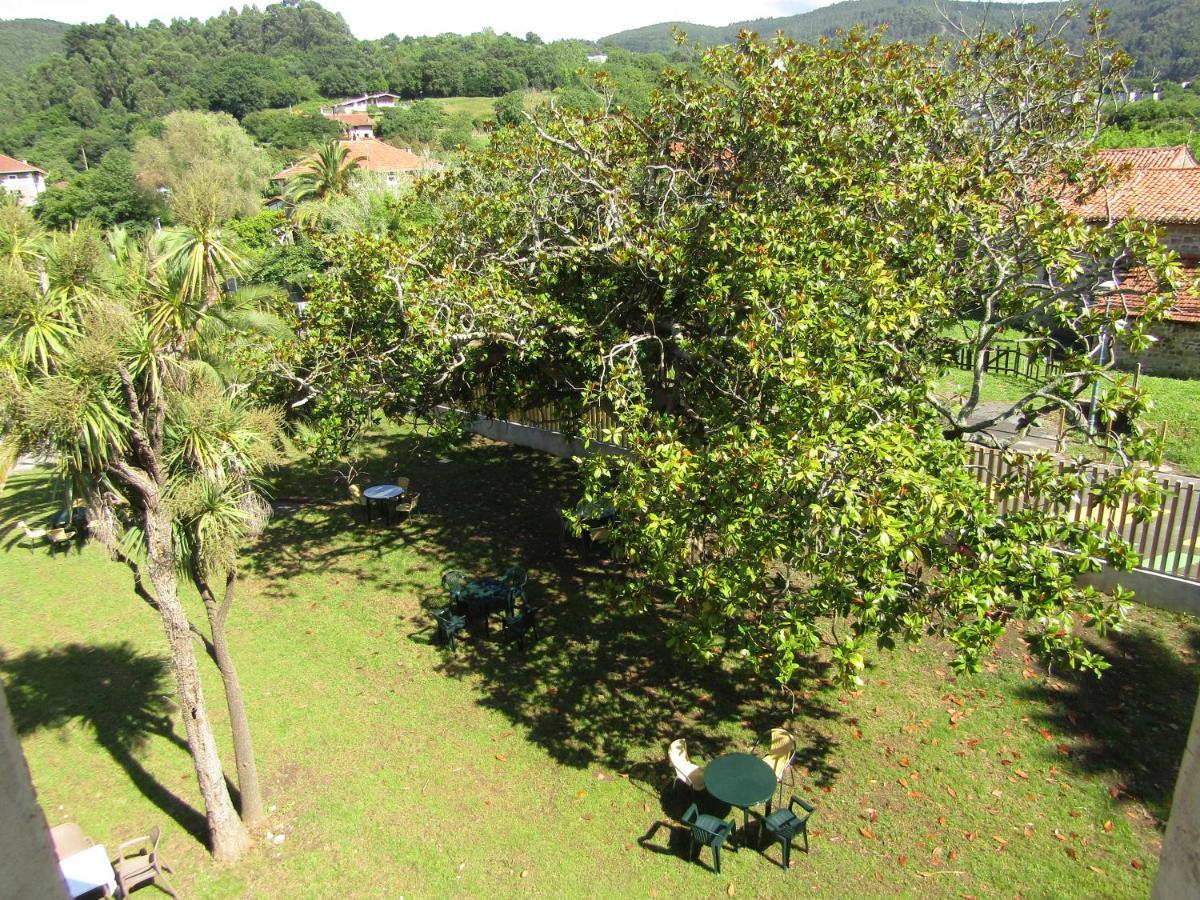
[0,642,210,846]
[1016,621,1200,823]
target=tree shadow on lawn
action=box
[244,434,580,600]
[253,432,845,836]
[1016,621,1200,824]
[0,642,210,846]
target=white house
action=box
[586,53,608,64]
[329,113,375,140]
[323,92,403,115]
[0,154,47,207]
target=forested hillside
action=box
[0,1,676,190]
[0,19,68,77]
[602,0,1200,80]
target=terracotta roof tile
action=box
[1102,258,1200,324]
[1097,145,1199,169]
[329,113,373,128]
[0,153,46,175]
[1067,167,1200,225]
[274,139,440,180]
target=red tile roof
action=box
[1097,145,1198,169]
[329,113,373,128]
[273,139,440,180]
[1102,259,1200,324]
[0,153,46,175]
[1067,166,1200,225]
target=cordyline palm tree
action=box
[1,224,283,859]
[284,140,362,203]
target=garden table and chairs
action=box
[362,483,406,525]
[702,752,779,846]
[437,566,531,643]
[50,823,117,898]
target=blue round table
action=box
[704,752,778,842]
[363,484,405,524]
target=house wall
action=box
[2,171,44,207]
[1114,319,1200,378]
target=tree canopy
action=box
[289,18,1175,689]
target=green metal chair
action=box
[501,564,528,612]
[759,795,814,869]
[433,607,467,650]
[682,803,734,875]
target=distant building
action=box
[323,92,403,115]
[586,53,608,64]
[1065,146,1200,377]
[272,138,441,188]
[0,154,47,207]
[329,112,375,140]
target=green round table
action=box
[704,752,778,841]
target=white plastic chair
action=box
[668,738,706,792]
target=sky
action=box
[5,0,837,41]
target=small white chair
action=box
[669,738,706,792]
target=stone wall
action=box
[1163,223,1200,256]
[1114,319,1200,379]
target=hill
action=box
[601,0,1200,81]
[0,19,69,78]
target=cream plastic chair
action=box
[755,727,799,801]
[16,520,48,550]
[669,738,706,793]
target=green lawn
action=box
[428,91,553,121]
[1,429,1194,896]
[936,368,1200,473]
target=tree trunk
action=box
[144,508,250,862]
[207,571,265,827]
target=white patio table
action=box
[59,844,117,898]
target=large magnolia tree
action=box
[291,13,1179,687]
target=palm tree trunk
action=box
[144,507,249,862]
[206,570,265,827]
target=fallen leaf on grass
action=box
[1037,727,1053,741]
[726,882,735,896]
[946,787,957,799]
[1088,866,1104,875]
[521,870,530,878]
[859,826,875,839]
[1065,847,1078,860]
[899,757,911,768]
[1131,859,1144,870]
[898,855,908,866]
[938,816,947,827]
[1023,824,1035,837]
[1103,820,1114,834]
[576,790,586,799]
[494,754,508,762]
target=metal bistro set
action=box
[669,728,814,874]
[434,566,539,651]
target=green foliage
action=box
[493,90,527,127]
[293,23,1173,689]
[377,100,448,144]
[0,19,68,78]
[133,111,272,223]
[242,108,342,150]
[602,0,1200,81]
[34,149,161,229]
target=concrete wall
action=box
[437,407,625,459]
[1114,319,1200,379]
[1153,686,1200,898]
[0,683,69,899]
[1077,566,1200,616]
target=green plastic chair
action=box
[442,571,467,607]
[682,803,733,875]
[759,795,814,869]
[501,606,540,651]
[433,607,467,650]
